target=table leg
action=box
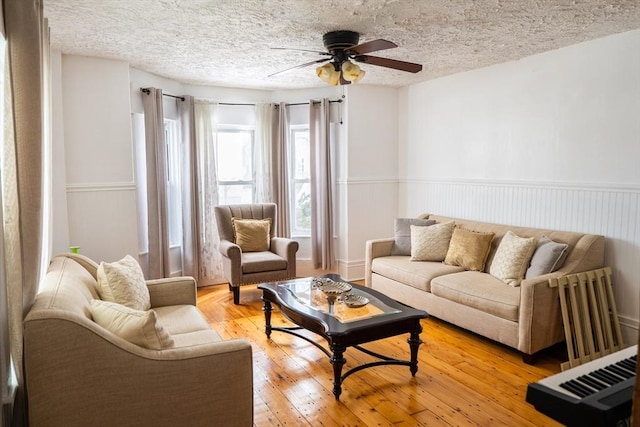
[262,299,273,339]
[407,322,423,376]
[330,345,346,400]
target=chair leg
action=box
[228,283,234,292]
[232,286,240,305]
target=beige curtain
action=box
[309,99,335,270]
[270,102,291,237]
[3,0,48,424]
[141,87,170,279]
[178,95,200,280]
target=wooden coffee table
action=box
[257,274,428,400]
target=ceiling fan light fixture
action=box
[316,62,340,86]
[341,60,365,83]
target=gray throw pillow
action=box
[391,218,436,256]
[525,236,569,278]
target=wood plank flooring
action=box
[197,283,565,426]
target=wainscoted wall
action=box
[400,179,640,343]
[395,30,640,344]
[65,182,139,262]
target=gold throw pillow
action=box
[444,227,495,271]
[232,218,271,252]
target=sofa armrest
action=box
[219,239,241,259]
[365,238,395,287]
[25,316,253,426]
[518,272,565,354]
[271,237,299,259]
[147,276,197,307]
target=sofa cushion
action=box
[241,251,287,273]
[90,300,174,349]
[410,221,455,261]
[153,305,213,335]
[97,255,150,311]
[430,271,520,322]
[232,217,271,252]
[489,231,537,286]
[372,256,465,292]
[391,218,436,256]
[525,235,569,278]
[444,227,494,272]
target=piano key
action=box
[559,379,593,398]
[591,369,623,385]
[576,374,608,391]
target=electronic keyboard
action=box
[526,344,637,427]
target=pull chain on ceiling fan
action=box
[270,30,423,86]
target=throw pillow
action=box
[232,218,271,252]
[97,255,150,311]
[90,300,174,350]
[489,231,537,286]
[525,236,569,278]
[391,218,437,256]
[410,221,455,262]
[444,227,495,271]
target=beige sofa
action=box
[365,214,605,362]
[24,253,253,427]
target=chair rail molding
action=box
[66,181,137,193]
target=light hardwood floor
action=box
[197,283,565,426]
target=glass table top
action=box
[279,278,401,323]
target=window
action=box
[164,119,182,247]
[216,127,255,204]
[289,125,311,236]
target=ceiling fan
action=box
[269,30,423,86]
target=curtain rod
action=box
[140,88,343,106]
[220,99,343,107]
[139,87,185,101]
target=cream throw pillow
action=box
[490,231,537,286]
[90,300,174,350]
[410,221,455,261]
[444,227,495,271]
[232,218,271,252]
[97,255,150,311]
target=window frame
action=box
[215,125,256,205]
[289,124,311,237]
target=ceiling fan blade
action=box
[268,58,331,77]
[271,47,332,56]
[354,55,423,73]
[348,39,397,55]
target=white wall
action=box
[57,55,139,262]
[340,84,399,279]
[398,30,640,342]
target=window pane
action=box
[294,182,311,232]
[219,184,253,205]
[164,120,182,246]
[293,131,310,180]
[217,131,253,181]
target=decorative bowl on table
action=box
[339,293,369,308]
[312,278,352,296]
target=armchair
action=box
[214,203,298,304]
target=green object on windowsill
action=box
[69,246,80,254]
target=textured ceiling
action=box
[44,0,640,90]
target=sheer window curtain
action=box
[178,95,200,279]
[310,99,335,270]
[2,0,49,424]
[194,100,224,284]
[141,87,170,279]
[270,102,291,237]
[254,103,272,203]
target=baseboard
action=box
[618,314,639,347]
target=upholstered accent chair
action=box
[214,203,298,304]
